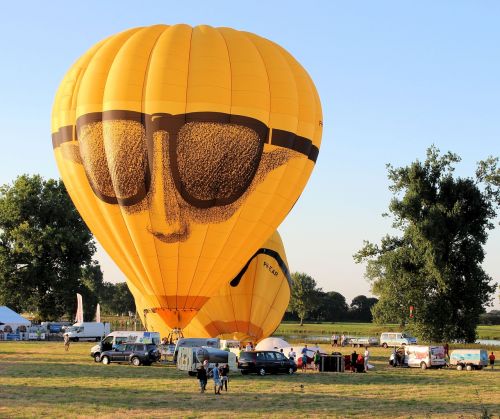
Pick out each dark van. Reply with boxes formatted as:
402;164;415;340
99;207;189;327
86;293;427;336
238;350;297;376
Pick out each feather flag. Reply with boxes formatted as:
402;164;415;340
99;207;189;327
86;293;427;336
75;293;83;323
95;303;101;323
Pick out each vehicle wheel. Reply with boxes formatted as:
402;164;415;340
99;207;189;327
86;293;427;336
420;362;427;370
131;357;141;366
466;365;473;371
73;337;79;342
382;343;388;348
477;366;483;370
101;356;110;365
258;368;266;376
457;364;463;371
288;367;294;375
94;353;101;363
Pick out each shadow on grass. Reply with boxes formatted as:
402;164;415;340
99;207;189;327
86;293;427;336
0;381;496;417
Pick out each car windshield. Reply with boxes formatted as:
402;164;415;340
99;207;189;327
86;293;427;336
66;326;82;333
239;352;254;361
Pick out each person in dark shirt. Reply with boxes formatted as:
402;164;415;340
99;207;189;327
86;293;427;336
196;364;207;393
219;364;229;391
351;351;357;372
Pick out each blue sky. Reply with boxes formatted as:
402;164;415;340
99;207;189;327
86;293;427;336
0;1;498;309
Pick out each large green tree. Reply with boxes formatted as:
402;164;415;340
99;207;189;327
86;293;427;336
100;282;135;316
0;175;99;320
310;291;350;322
289;272;319;326
348;295;378;322
354;147;499;343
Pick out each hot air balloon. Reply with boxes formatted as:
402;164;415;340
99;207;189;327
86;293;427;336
131;231;290;343
52;24;322;331
184;231;291;343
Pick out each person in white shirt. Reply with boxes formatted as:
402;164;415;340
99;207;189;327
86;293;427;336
245;342;253;351
288;348;296;361
364;347;370;371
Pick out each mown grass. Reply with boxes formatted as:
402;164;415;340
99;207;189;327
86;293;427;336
0;341;499;418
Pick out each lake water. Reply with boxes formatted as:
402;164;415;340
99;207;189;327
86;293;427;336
278;335;500;346
475;339;500;346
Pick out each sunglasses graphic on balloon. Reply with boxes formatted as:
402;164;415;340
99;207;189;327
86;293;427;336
53;110;319;242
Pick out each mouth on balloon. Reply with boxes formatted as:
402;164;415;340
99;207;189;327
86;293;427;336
149;225;190;243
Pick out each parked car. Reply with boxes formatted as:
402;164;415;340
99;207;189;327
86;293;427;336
90;331;161;362
238;350;297;376
380;332;417;348
449;349;489;371
100;343;161;366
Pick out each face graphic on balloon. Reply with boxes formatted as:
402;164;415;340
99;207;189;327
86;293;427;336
56;110;317;242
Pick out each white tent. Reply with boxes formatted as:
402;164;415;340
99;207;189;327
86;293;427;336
256;337;290;351
0;306;31;332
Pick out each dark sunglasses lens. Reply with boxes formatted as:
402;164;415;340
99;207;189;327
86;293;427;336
174;122;263;207
78;120;148;205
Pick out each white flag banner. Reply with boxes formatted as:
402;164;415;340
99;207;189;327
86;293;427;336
75;293;84;323
95;303;101;323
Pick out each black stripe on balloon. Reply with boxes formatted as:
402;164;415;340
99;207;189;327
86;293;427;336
229;248;292;288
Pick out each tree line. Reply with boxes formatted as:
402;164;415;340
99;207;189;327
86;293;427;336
0;175;134;321
287;272;378;324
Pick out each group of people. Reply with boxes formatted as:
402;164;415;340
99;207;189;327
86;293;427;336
196;360;229;394
347;348;370;372
331;334;346;347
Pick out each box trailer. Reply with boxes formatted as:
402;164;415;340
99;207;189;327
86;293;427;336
449;349;488;371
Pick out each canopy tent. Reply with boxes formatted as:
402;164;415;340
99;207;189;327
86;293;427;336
0;306;31;332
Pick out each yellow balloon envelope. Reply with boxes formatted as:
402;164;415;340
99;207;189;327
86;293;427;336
131;231;290;343
52;24;322;329
184;231;291;343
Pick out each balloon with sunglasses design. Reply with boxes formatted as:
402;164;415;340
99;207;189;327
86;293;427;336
52;24;322;330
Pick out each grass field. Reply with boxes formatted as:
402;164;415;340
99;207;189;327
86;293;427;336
0;340;499;418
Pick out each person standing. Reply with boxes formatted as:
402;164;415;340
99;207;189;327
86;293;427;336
364;347;370;372
63;333;70;352
212;363;222;394
314;350;321;372
489;352;495;370
340;334;345;347
288;348;296;361
220;364;229;392
351;350;357;372
196;364;207;393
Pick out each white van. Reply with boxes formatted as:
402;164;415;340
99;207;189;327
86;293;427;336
65;322;110;342
177;346;237;376
90;331;161;362
404;345;446;370
380;332;417;348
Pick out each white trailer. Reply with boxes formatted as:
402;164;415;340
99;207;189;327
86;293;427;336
177;346;237;376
